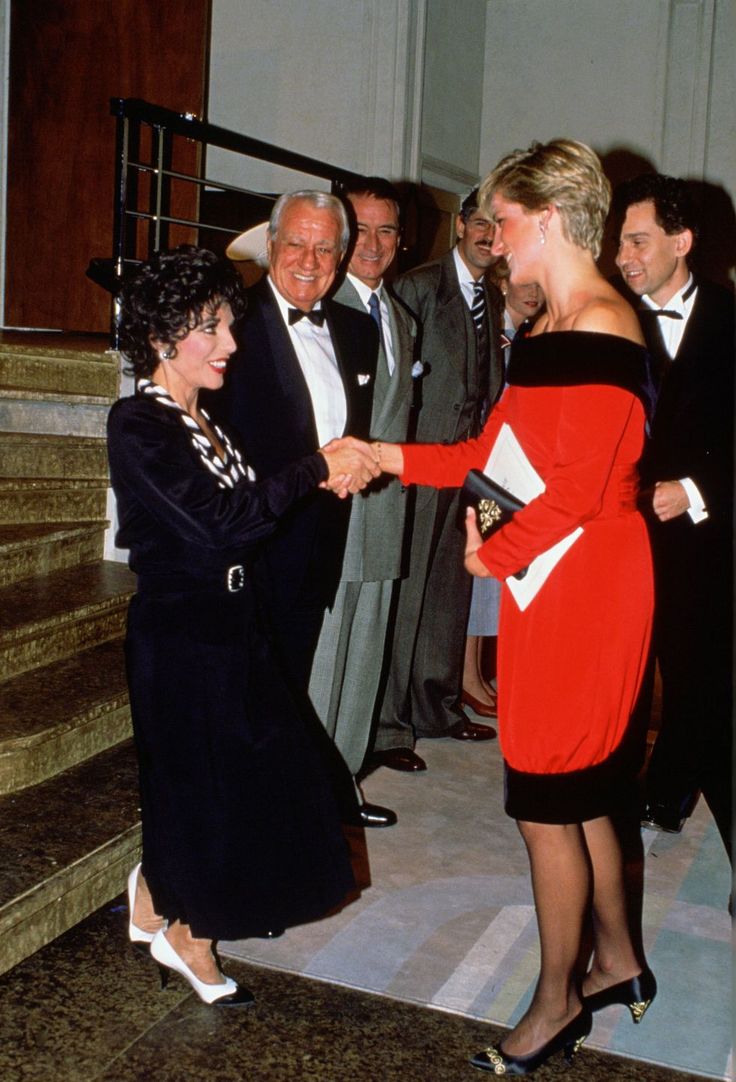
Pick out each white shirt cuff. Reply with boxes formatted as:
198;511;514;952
680;477;708;524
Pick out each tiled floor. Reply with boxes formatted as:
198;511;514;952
0;900;714;1082
222;734;732;1080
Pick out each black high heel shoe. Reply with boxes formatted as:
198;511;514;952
583;967;656;1023
470;1007;592;1076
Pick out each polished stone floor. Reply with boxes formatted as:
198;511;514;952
0;899;715;1082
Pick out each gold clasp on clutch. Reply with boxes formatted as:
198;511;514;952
478;498;502;534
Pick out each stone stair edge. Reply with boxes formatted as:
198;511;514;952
0;826;141;976
0;561;135;634
0;478;108;492
0;388;115;406
0;522;107;544
0;341;119;364
0;431;107;446
0;638;128;744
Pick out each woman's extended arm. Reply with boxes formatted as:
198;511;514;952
373;441;404;476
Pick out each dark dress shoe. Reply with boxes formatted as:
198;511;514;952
369;748;427;772
461;689;498;719
641;802;687;833
449;718;496;741
358;801;398;827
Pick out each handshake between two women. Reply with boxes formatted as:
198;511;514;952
318;436;384;498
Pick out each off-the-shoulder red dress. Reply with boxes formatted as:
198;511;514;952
401;332;654;822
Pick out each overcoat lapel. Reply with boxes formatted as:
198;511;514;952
435;252;474;382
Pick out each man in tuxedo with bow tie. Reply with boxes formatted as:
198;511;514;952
615;173;733;862
218;191;380;705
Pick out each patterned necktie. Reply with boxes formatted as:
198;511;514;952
288;307;325;326
471;281;486;334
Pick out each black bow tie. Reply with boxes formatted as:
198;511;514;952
641;279;696;320
288;307;325;326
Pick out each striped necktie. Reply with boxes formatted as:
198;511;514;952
471;281;486;334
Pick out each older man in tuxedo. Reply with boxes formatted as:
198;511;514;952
307;178;419;823
218;191;380;697
214;190;394;828
615;173;733;861
373;188;505;761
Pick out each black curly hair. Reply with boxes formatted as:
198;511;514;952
117;245;247;378
613;174;699;243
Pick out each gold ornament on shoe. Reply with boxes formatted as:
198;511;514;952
478;498;502;534
483;1047;506;1075
571;1033;588;1056
630;998;651;1023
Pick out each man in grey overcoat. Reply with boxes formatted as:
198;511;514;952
372;188;504;762
307;177;417;825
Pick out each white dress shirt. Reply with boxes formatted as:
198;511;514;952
453;245;482;310
642;275;706;523
268;277;347;446
346;273;395;376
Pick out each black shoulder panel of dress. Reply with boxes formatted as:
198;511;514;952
507;331;656;423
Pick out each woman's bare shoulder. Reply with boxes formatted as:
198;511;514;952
572;291;644;345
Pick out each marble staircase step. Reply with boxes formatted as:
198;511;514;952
0;523;106;586
0;738;140;977
0;639;130;794
0;431;108;480
0;561;135;682
0;478;108;524
0;334;118;398
0;392;113;438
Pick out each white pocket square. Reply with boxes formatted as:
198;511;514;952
357;373;372;385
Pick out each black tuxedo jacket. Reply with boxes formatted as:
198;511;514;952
637;278;734;601
210;277;379;611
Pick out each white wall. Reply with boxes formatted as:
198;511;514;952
207;0;426;191
480;0;735;278
420;0;487;192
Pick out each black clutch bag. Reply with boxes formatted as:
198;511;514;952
458;469;528;578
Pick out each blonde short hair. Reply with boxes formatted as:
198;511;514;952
478;139;610;259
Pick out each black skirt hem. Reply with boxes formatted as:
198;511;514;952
504;734;639;824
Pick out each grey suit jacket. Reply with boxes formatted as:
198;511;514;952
334;276;416;582
393;248;504;444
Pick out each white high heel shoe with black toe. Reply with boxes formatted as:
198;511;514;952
150;929;255;1007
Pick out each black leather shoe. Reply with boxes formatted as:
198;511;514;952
368;748;427;772
641;802;687;833
449;718;496;741
358;801;397;827
583;966;656;1024
470;1009;592;1075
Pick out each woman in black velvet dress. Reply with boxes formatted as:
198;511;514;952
108;246;378;1005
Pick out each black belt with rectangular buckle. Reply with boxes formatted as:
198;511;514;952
137;563;249;596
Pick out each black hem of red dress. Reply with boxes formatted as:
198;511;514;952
503;731;641;824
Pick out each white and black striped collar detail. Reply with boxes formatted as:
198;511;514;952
136;379;252;488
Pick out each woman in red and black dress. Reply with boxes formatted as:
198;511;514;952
377;140;657;1076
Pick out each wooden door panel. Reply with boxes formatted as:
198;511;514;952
5;0;210;332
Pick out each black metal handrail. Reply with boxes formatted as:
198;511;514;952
101;97;362;346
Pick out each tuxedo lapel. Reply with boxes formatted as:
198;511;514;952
323;297;377;437
254;285;318;443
